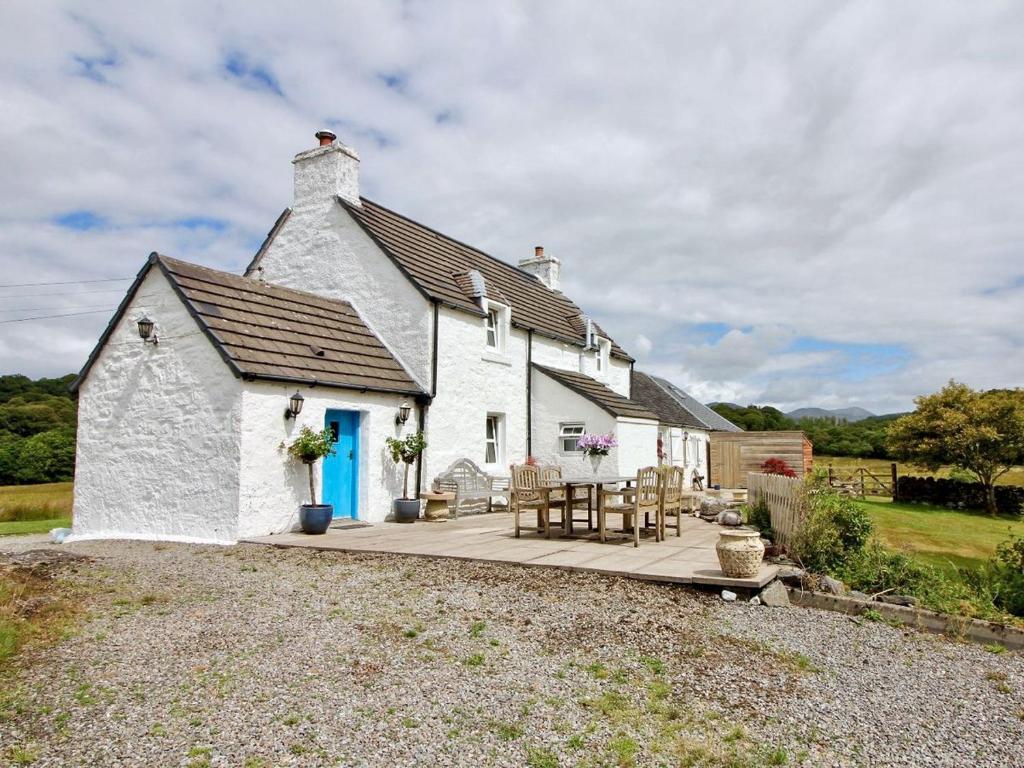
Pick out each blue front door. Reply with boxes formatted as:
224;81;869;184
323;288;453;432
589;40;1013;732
322;410;359;519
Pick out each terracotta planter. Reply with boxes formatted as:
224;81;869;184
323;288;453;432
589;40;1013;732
715;529;765;578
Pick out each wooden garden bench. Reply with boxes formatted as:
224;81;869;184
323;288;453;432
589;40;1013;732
433;458;510;519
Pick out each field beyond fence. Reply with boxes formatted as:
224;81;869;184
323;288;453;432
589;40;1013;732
0;482;73;535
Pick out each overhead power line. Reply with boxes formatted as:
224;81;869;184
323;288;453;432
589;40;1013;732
0;304;115;313
0;309;113;324
0;287;131;299
0;277;132;288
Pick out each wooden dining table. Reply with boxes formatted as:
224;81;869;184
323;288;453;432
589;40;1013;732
539;475;636;537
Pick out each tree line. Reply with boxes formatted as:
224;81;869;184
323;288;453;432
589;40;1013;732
709;402;901;458
0;374;77;485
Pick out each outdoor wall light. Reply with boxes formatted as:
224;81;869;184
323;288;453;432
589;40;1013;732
284;391;304;420
137;315;158;345
396;401;411;426
683;431;689;442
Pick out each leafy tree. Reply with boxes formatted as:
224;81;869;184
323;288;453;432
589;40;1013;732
887;381;1024;515
709;403;795;431
386;432;427;500
12;429;76;483
286;426;335;506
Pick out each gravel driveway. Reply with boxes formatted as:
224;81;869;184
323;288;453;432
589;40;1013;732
1;540;1021;767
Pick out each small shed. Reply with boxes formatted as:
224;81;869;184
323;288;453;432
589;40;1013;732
710;431;813;488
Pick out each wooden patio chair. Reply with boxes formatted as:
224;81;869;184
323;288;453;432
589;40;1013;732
512;464;565;539
598;466;662;547
659;465;686;538
540;465;593;530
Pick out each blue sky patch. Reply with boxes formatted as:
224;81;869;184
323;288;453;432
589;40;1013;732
73;51;118;82
377;71;408;93
54;210;108;231
785;337;909;381
690;322;732;343
981;275;1024;295
173;216;228;232
223;51;283;96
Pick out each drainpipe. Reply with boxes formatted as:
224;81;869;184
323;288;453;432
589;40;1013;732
415;300;440;496
526;329;533;458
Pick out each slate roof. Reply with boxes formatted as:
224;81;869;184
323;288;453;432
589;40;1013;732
640;373;743;432
72;254;425;397
532;365;658;421
630;371;710;429
340;198;633;360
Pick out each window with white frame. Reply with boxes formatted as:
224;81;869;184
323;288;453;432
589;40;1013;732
692;436;703;466
559;423;585;453
485;413;504;465
483;300;509;354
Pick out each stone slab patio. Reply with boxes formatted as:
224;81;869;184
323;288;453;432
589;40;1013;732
244;511;778;589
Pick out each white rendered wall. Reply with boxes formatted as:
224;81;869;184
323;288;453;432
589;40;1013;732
252;199;432;390
614;417;660;476
532;334;632;398
530;369;616;471
238;384;416;532
71;268;243;544
423;306;528;482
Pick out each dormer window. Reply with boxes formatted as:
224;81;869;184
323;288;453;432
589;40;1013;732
485;308;500;349
596;337;611;373
481;298;510;358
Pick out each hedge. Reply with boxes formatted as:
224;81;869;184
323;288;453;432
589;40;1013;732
896;475;1024;516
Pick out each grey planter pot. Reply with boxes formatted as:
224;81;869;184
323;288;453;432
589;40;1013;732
393;498;420;523
299;504;333;534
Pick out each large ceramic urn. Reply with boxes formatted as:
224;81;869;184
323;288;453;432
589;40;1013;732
715;529;765;578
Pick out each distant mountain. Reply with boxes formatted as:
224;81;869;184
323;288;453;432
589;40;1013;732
787;406;876;423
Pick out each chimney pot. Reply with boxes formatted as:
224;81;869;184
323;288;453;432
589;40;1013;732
535;246;544;258
315;130;337;147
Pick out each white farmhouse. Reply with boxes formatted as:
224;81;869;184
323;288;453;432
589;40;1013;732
70;131;730;544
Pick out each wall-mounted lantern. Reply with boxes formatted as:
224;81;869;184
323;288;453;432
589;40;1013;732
137;315;158;345
395;401;411;426
284;391;304;420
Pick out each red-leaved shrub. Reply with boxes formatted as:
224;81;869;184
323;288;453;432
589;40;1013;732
761;457;797;477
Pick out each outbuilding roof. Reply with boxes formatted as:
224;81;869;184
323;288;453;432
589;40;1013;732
72;254;426;397
635;372;743;432
630;371;711;430
339;198;633;360
532;364;658;421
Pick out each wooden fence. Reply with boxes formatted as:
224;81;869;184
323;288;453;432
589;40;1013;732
747;472;803;547
825;463;897;498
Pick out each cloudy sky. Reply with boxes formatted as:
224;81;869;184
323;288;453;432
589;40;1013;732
2;2;1022;413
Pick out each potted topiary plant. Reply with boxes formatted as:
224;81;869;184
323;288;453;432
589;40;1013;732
386;432;427;523
287;426;336;534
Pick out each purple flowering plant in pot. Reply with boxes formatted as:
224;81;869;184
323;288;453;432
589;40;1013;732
577;432;618;474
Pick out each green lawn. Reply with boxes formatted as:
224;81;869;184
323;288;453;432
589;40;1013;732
857;498;1024;575
0;517;71;537
0;482;73;536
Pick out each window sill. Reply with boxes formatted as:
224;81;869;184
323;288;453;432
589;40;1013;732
482;350;512;366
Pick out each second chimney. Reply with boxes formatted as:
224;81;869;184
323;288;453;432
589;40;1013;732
518;245;561;291
292;130;360;209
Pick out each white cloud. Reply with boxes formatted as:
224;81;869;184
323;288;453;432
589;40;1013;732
1;2;1022;413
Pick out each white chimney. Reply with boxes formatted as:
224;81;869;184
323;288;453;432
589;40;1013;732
518;245;561;291
292;130;360;209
